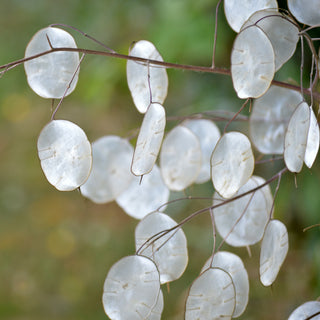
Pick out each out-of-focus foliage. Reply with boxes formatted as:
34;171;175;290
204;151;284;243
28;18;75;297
0;1;319;320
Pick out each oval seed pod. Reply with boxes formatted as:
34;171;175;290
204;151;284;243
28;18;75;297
135;211;188;284
250;86;303;154
24;27;80;99
260;220;289;286
213;176;271;247
304;107;320;169
131;103;166;176
284;102;310;173
211;131;254;199
201;251;249;318
185;268;236;320
182;118;221;184
102;255;160;320
241;9;299;71
160;125;202;191
224;0;278;32
37;120;92;191
288;301;320;320
80;136;134;204
231;25;275;99
288;0;320;26
116;165;170;220
127;40;168;113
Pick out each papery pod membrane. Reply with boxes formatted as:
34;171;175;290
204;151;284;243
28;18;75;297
182;118;221;184
116;165;169;220
37;120;92;191
231;25;275;99
260;220;288;286
135;211;188;284
127;40;168;113
287;0;320;26
24;27;80;99
80;136;134;204
213;176;270;247
148;289;164;320
288;301;320;320
250;86;303;154
131;103;166;176
304;107;320;168
160;125;202;191
102;255;160;320
224;0;278;32
211;131;254;199
185;268;236;320
241;9;299;71
284;102;310;173
201;251;249;318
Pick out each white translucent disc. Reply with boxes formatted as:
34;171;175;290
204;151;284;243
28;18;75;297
37;120;92;191
213;176;271;247
116;165;170;220
24;27;80;99
160;125;201;191
250;86;303;154
288;0;320;26
182;119;221;184
211;131;254;199
288;301;320;320
304;107;320;168
131;103;166;176
127;40;168;113
102;255;160;320
242;9;299;71
201;251;249;317
135;211;188;284
224;0;278;32
260;220;288;286
231;25;275;99
284;102;310;173
185;268;236;320
80;136;133;204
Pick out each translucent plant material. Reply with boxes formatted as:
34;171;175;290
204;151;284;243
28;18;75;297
288;301;320;320
211;131;254;199
304;107;320;168
182;118;221;184
284;102;310;173
241;9;299;71
80;136;134;204
116;165;170;220
24;27;80;99
213;176;271;247
260;220;288;286
127;40;168;113
135;211;188;284
224;0;278;32
288;0;320;26
185;268;236;320
231;25;275;99
131;103;166;176
160;125;201;191
250;86;303;154
148;289;164;320
201;251;249;317
37;120;92;191
102;255;160;320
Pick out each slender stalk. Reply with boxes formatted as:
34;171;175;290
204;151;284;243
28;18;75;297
1;46;319;101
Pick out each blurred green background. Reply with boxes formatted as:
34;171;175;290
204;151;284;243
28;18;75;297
0;0;320;319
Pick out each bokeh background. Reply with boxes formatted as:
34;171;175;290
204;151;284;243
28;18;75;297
0;0;320;319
